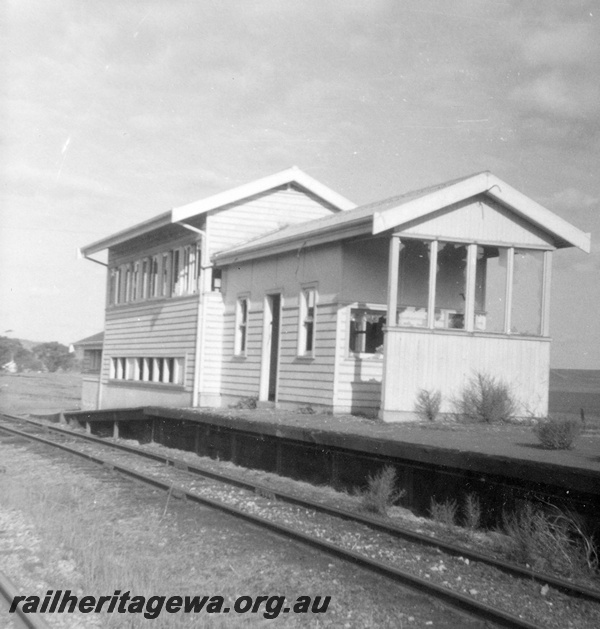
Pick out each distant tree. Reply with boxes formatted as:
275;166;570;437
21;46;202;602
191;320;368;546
0;337;44;372
32;342;76;372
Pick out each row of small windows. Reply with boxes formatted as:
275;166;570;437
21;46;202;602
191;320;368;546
109;244;201;305
110;357;184;385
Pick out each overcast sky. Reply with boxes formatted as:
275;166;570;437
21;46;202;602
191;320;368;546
1;0;599;368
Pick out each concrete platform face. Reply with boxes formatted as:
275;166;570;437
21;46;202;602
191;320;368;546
141;406;600;495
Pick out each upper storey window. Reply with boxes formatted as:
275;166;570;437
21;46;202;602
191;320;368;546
108;243;201;305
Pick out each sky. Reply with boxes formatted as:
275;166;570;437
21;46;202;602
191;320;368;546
1;0;599;368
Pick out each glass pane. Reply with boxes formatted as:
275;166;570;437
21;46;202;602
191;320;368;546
512;249;544;335
434;242;467;330
473;246;507;333
398;240;430;327
349;309;386;353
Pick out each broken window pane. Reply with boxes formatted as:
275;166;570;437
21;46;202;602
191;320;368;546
473;246;507;333
434;242;467;329
397;240;430;327
349;309;386;353
512;249;544;335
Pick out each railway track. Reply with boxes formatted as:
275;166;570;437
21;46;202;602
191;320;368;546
0;569;50;629
1;412;598;629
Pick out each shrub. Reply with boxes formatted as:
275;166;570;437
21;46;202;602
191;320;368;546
453;372;518;423
230;396;258;410
534;416;581;450
430;498;458;526
358;466;405;516
415;389;442;422
463;493;482;530
500;503;598;580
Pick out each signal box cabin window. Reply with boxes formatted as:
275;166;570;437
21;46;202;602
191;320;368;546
349;309;386;354
298;287;317;356
393;238;548;336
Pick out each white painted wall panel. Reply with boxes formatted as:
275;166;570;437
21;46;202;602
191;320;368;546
382;328;550;421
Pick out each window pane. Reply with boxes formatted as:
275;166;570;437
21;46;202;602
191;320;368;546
473;246;507;333
349;309;385;354
434;242;467;330
398;240;430;327
512;249;544;335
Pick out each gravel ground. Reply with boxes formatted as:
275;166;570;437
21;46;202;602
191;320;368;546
0;438;483;628
2;424;599;628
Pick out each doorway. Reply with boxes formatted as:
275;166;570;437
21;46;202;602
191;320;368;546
260;293;281;402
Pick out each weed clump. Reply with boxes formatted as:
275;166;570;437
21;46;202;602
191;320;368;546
358;466;405;516
415;389;442;422
533;416;581;450
430;497;458;526
499;503;599;580
463;493;482;530
453;372;518;423
230;396;258;410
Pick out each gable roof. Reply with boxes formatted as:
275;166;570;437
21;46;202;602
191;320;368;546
80;167;355;256
215;171;591;265
73;331;104;347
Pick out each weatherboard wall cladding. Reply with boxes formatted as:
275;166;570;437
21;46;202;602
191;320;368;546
382;328;550;420
101;298;199;399
399;196;555;249
206;187;339;255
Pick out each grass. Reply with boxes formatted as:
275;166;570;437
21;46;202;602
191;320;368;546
357;466;405;516
429;498;458;526
463;493;481;531
498;502;599;582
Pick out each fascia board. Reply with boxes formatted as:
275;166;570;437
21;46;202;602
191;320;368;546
80;211;172;255
372;172;591;253
171;166;355;223
372;173;490;235
214;219;371;266
485;176;591;253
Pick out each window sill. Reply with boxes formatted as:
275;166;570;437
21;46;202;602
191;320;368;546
107;293;198;309
232;354;248;361
346;353;384;361
385;326;550;342
294;355;315;362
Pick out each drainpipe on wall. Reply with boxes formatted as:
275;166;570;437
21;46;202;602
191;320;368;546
177;223;209;407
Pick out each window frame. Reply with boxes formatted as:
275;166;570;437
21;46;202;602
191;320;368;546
348;305;387;356
234;295;250;357
393;237;551;337
297;285;318;357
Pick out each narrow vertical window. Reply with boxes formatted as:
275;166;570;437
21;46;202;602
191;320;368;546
141;259;149;299
109;268;120;305
149;255;159;297
235;297;249;355
171;249;181;296
160;253;168;296
124;265;132;303
132;262;139;301
299;287;317;355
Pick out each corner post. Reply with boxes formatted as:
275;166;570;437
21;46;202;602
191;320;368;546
380;234;401;419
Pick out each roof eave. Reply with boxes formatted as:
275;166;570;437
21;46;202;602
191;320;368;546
214;216;372;265
80;211;173;256
171;166;356;224
373;172;591;253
